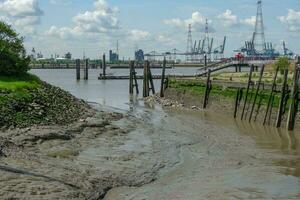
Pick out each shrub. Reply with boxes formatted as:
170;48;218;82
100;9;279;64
275;57;290;75
0;21;30;75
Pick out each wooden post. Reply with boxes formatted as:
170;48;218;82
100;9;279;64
102;54;106;79
276;69;289;128
203;69;211;109
287;64;300;130
234;88;243;118
249;65;265;122
204;54;207;70
241;65;254;120
263;65;280;125
84;59;89;80
148;63;155;95
160;57;167;97
76;59;81;80
143;61;150;97
129;61;134;94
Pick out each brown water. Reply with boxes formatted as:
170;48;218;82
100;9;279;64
31;69;300;199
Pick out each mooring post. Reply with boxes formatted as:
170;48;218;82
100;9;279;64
234;88;243;118
129;61;134;95
241;65;254;120
249;65;265;122
143;61;150;97
204;54;207;70
160;57;167;97
287;63;300;130
76;59;81;80
203;69;211;109
276;68;289;128
263;65;280;125
148;61;155;94
102;54;106;79
83;59;89;80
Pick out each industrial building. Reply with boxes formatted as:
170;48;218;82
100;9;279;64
109;50;119;62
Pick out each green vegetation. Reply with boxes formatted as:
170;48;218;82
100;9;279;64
275;57;290;75
0;21;30;75
0;73;41;90
169;79;282;108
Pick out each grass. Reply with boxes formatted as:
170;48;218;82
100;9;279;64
169;79;283;108
0;73;42;91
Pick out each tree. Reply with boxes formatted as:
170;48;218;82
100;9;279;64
275;57;290;75
0;21;30;75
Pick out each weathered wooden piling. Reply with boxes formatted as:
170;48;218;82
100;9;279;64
234;88;243;118
83;59;89;80
241;65;254;120
276;68;289;128
204;54;207;70
287;63;300;130
76;59;81;80
203;69;212;109
129;61;134;94
129;61;139;94
148;64;155;95
102;54;106;79
143;61;150;97
160;57;167;97
249;65;265;122
263;65;280;125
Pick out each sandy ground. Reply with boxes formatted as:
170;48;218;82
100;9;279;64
0;103;299;200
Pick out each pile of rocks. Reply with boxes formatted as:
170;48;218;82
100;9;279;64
144;94;200;110
0;82;93;129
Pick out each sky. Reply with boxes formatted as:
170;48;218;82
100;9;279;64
0;0;299;59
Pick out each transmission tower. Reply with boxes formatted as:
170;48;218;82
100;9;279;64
252;0;266;53
186;24;193;62
202;19;211;54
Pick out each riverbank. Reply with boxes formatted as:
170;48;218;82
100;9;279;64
146;78;299;130
0;74;91;129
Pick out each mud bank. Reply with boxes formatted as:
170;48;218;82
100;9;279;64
146;86;300;130
1;102;300;199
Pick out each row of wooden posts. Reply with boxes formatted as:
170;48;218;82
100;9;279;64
76;54;107;80
129;58;169;98
234;61;299;131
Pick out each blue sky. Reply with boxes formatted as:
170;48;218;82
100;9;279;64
0;0;299;59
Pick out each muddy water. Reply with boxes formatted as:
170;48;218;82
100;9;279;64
104;109;300;199
31;69;300;199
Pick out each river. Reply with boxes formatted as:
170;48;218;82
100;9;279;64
31;68;300;199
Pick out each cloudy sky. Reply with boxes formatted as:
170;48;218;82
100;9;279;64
0;0;299;59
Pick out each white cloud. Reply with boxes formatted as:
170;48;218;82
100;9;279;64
164;11;212;32
50;0;71;5
46;0;120;39
130;29;150;41
217;10;239;28
0;0;43;33
241;16;256;27
278;9;300;32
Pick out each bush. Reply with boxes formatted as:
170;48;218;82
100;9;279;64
0;21;30;75
275;57;290;75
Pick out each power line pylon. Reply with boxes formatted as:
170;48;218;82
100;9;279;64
252;0;266;54
202;19;211;61
186;24;193;62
